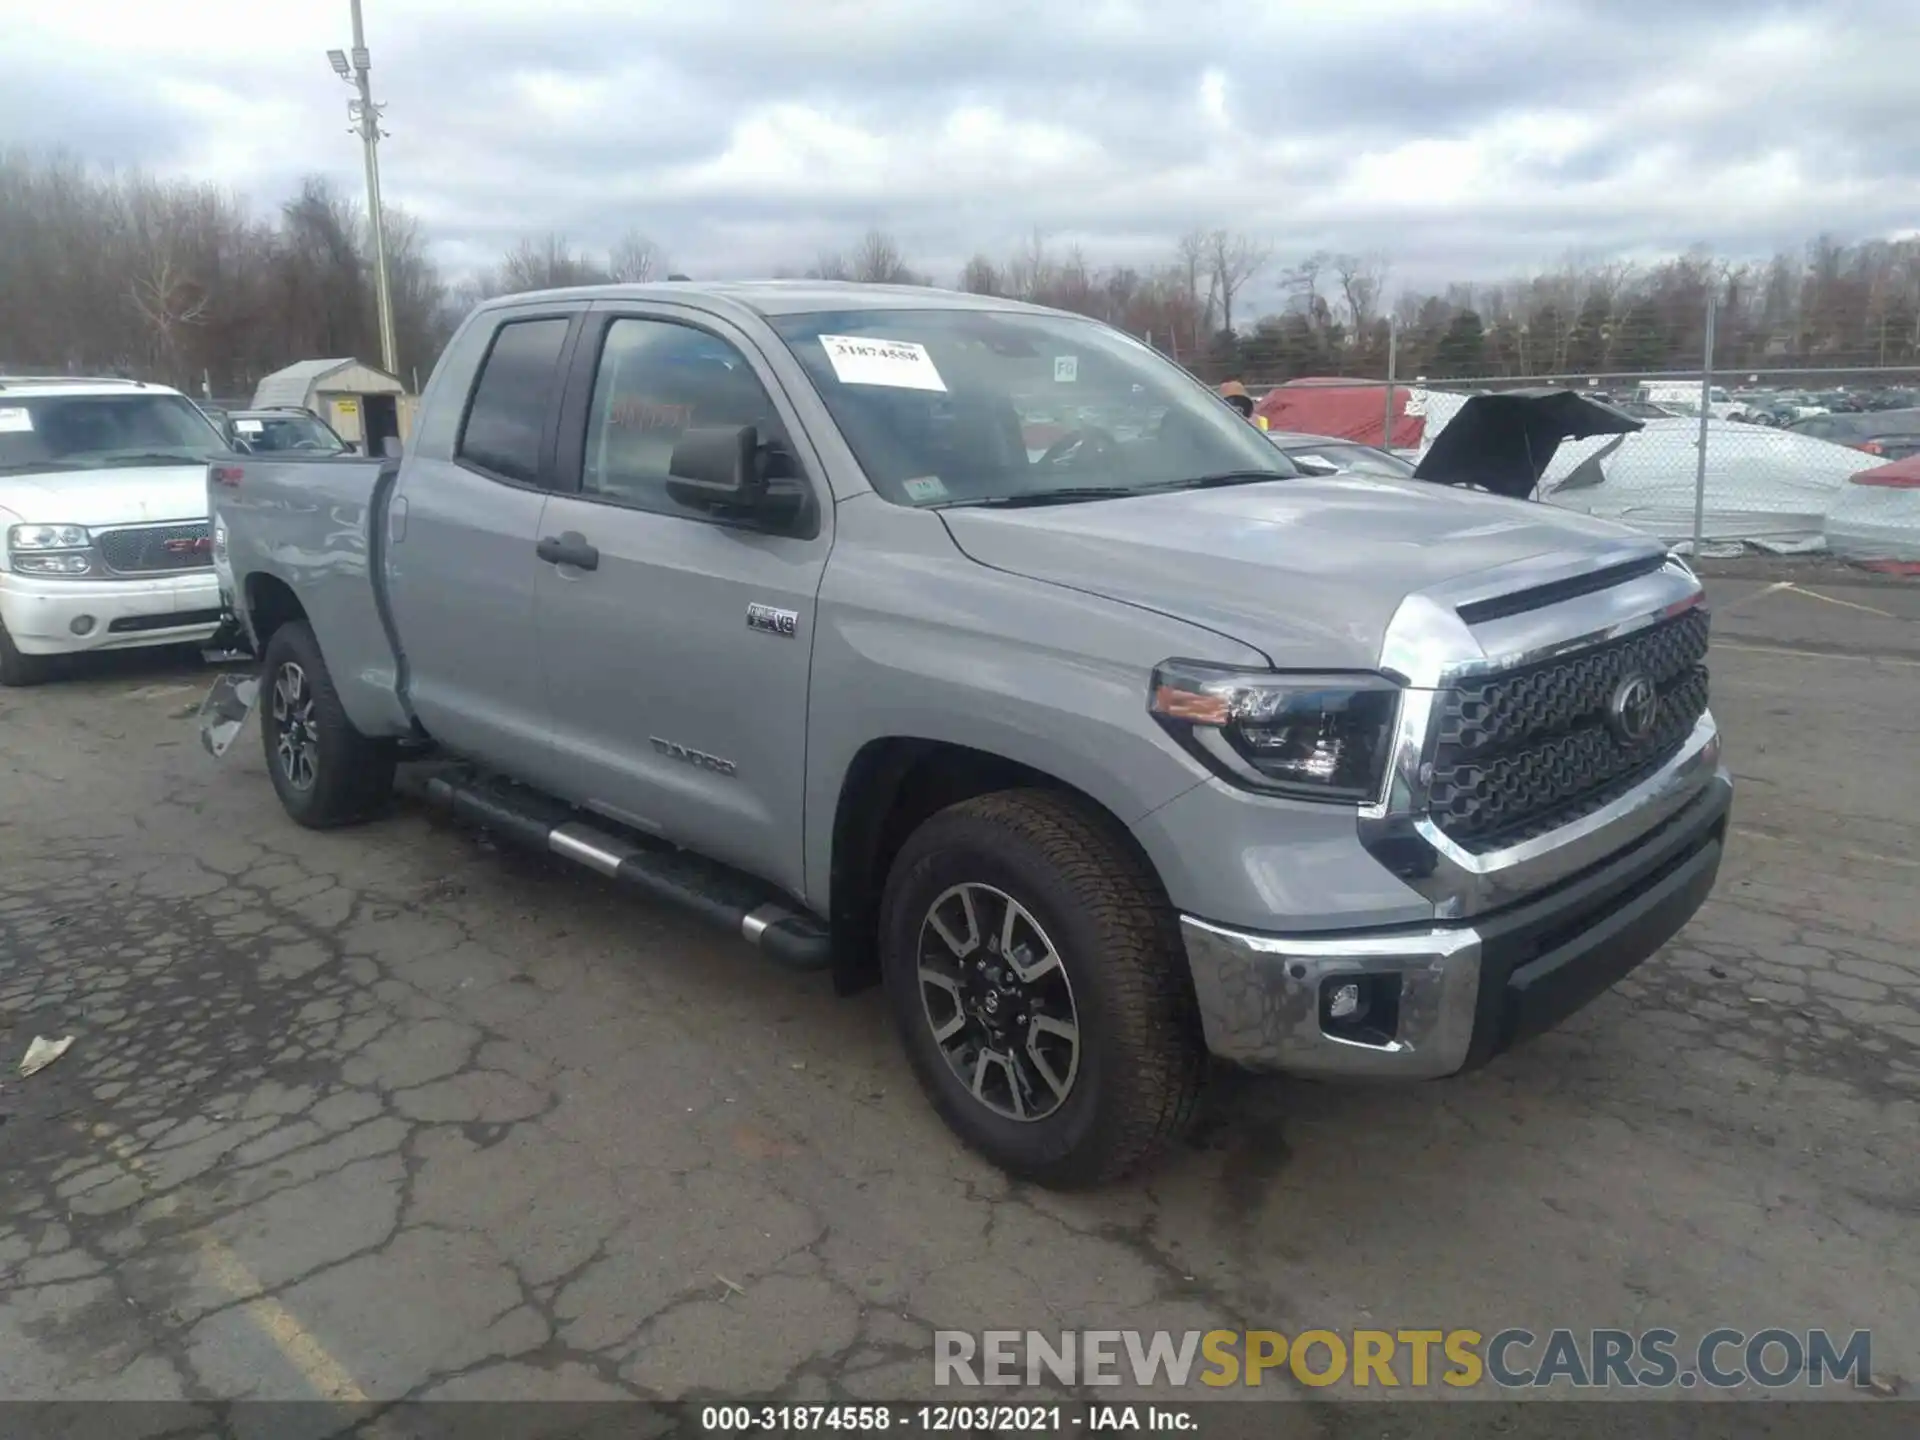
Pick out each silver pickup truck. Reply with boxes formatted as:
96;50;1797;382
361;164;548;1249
205;281;1732;1186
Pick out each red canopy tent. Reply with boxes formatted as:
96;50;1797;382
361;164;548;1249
1253;378;1426;449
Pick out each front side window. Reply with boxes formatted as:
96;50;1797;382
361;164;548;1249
769;309;1290;507
580;318;794;518
0;393;229;475
458;316;571;484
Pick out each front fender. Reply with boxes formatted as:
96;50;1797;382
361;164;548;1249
801;502;1262;912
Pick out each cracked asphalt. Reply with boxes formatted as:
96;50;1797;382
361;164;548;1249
0;570;1914;1416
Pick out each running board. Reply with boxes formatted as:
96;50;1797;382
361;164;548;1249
422;774;832;971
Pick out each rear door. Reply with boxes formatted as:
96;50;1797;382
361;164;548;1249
531;304;832;895
385;305;583;789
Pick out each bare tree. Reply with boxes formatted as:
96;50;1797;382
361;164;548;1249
806;250;851;281
1206;230;1271;335
606;231;668;283
1005;228;1053;302
959;254;1002;295
849;228;916;284
1332;252;1390;336
495;234;605;293
1173;229;1217;350
1280;250;1330;331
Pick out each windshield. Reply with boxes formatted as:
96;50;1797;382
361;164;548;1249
1271;438;1414;478
234;413;350;454
0;392;230;474
769;309;1291;506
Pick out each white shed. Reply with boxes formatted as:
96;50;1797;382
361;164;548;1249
251;358;415;454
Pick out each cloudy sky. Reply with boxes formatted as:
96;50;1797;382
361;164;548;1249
5;0;1914;307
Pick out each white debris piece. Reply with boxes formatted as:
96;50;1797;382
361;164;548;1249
19;1035;75;1077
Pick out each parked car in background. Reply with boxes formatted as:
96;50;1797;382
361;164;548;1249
1737;392;1829;426
1634;381;1738;420
227;408;355;455
1613;399;1683;421
0;376;229;685
1784;408;1920;463
1262;431;1416;478
204;281;1731;1185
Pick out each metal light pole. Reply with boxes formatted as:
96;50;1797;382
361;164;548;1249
1381;316;1398;447
328;0;397;376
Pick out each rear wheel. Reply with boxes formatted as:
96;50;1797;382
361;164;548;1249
259;620;396;827
0;621;51;688
879;789;1206;1188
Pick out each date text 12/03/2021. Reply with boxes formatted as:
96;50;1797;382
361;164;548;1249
699;1405;1196;1432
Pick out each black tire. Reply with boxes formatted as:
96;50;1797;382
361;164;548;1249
0;620;51;688
259;620;397;828
879;789;1206;1188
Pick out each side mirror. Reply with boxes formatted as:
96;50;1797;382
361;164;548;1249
666;425;810;530
667;425;764;508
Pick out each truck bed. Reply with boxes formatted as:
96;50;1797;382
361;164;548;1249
212;454;414;738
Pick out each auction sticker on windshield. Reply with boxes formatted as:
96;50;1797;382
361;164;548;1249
819;335;947;392
0;407;33;433
1054;356;1078;383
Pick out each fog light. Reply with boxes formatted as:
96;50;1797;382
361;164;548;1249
69;615;97;636
1328;981;1363;1020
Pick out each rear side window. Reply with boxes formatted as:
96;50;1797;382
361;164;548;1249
458;317;570;484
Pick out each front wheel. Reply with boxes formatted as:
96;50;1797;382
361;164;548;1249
879;790;1206;1188
259;620;397;828
0;620;51;688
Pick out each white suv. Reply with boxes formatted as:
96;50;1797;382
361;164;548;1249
0;377;230;686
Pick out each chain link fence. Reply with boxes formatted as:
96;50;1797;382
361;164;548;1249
1237;298;1920;571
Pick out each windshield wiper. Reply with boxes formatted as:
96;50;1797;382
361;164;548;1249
936;486;1139;510
0;461;85;475
100;451;208;467
1142;470;1291;493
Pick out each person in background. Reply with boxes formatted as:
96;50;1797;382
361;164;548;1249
1218;380;1268;429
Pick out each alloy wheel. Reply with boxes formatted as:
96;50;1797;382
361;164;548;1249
916;882;1082;1122
270;661;318;792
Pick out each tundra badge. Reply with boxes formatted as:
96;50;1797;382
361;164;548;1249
649;737;738;776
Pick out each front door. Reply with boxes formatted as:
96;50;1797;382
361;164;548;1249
386;309;578;791
533;307;831;895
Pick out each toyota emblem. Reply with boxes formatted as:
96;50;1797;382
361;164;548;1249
1607;673;1659;744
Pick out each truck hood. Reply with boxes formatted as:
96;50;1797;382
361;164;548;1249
939;475;1646;670
0;465;211;528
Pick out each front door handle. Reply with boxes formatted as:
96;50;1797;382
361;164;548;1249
536;532;599;571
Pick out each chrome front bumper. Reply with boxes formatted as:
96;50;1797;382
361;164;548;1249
1183;755;1734;1079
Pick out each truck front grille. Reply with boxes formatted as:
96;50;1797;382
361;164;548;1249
1427;608;1711;852
97;522;214;575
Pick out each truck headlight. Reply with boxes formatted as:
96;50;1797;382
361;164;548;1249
1150;662;1400;803
7;523;100;578
10;523;92;551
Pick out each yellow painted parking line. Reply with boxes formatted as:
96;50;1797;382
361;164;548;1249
82;1121;371;1403
1733;827;1920;871
197;1247;371;1402
1778;582;1899;619
1715;640;1920;668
